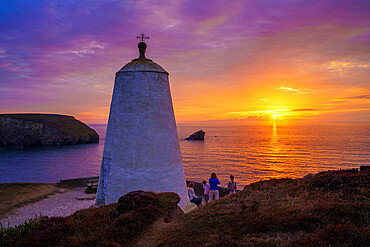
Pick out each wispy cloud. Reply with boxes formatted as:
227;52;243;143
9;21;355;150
227;109;291;116
341;94;370;100
56;41;106;56
279;86;312;94
291;108;317;111
327;61;369;73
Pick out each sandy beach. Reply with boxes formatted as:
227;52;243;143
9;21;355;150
0;186;96;228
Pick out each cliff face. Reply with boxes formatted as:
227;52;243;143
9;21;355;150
0;114;99;147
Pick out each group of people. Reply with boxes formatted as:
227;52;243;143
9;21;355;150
187;173;237;206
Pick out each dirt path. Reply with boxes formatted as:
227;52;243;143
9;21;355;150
134;203;199;247
134;217;175;247
1;187;96;228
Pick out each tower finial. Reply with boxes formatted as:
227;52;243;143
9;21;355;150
136;33;150;59
136;32;150;42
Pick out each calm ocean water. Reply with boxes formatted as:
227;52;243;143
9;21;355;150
0;123;369;188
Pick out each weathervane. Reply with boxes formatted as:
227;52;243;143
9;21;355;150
137;32;149;42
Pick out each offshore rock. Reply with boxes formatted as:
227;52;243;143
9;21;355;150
0;114;99;147
185;130;205;141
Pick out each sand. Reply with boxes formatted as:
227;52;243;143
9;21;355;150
1;187;96;228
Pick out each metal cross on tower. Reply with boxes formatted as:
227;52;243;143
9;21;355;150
137;32;149;42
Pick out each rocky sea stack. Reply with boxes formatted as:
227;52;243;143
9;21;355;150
0;114;99;147
185;129;205;141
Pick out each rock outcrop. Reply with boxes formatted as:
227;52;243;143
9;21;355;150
185;130;205;141
0;114;99;147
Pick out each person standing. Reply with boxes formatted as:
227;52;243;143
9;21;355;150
202;180;210;203
208;173;220;202
227;175;237;194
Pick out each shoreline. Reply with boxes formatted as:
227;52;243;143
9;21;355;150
2;124;368;189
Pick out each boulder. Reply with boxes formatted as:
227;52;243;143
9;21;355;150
0;113;99;147
360;166;369;172
111;191;184;224
185;130;205;141
115;191;160;215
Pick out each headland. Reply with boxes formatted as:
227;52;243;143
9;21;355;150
0;113;99;147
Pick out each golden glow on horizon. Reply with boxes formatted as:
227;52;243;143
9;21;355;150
72;47;369;125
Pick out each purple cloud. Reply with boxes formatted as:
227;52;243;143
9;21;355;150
0;0;369;122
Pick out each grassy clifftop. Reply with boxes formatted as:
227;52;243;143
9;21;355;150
0;113;99;147
1;114;93;138
1;167;369;246
158;168;369;246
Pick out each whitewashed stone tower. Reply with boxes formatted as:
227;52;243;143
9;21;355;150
96;34;190;208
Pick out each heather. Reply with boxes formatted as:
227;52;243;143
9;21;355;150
1;191;182;247
1;168;369;246
155;168;369;246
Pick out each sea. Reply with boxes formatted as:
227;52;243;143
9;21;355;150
0;123;369;188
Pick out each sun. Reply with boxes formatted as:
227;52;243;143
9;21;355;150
271;113;285;121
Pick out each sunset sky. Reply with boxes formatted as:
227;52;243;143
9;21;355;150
0;0;369;124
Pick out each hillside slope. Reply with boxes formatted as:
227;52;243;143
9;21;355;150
153;167;370;246
1;167;368;246
0;114;99;147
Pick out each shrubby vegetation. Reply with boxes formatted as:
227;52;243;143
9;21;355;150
1;168;369;246
1;191;181;246
155;168;369;246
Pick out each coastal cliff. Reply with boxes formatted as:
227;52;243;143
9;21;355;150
0;114;99;147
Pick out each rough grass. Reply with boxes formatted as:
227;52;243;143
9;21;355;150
154;168;370;247
1;168;368;246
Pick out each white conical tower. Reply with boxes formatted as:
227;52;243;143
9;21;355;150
96;35;190;209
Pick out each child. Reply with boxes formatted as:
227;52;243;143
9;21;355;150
202;180;210;203
227;175;237;194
